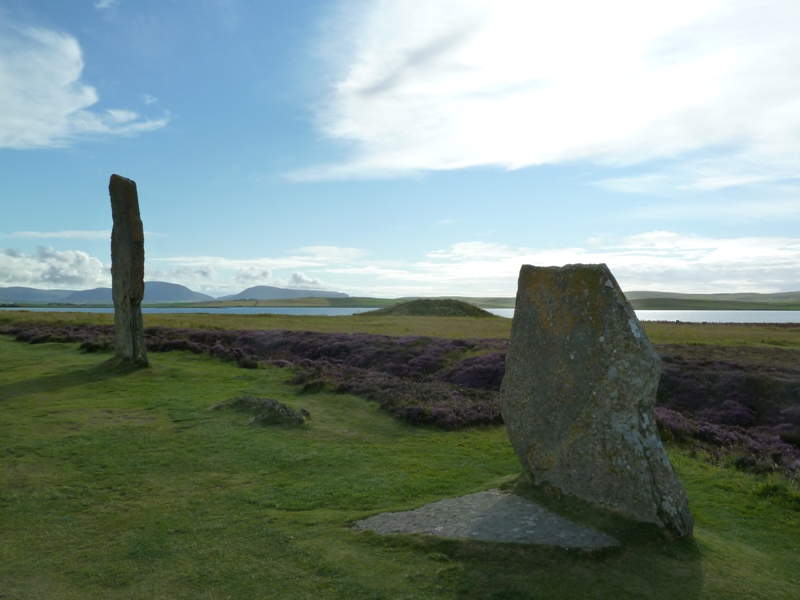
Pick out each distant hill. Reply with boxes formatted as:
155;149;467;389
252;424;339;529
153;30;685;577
359;298;495;318
217;285;349;301
142;282;215;303
1;282;213;305
0;287;73;303
61;287;113;304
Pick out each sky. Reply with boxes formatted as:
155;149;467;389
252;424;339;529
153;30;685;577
1;0;799;298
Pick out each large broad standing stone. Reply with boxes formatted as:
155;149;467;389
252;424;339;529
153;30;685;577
500;264;693;537
109;174;148;366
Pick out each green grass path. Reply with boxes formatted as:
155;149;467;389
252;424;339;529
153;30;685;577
2;338;799;598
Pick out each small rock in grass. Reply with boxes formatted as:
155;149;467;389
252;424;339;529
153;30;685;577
211;396;307;426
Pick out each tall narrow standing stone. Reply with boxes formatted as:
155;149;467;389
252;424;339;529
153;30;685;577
500;264;693;537
109;174;148;366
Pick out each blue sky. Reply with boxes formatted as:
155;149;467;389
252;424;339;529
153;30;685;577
1;0;799;297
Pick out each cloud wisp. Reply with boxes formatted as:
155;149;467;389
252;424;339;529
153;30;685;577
0;23;168;149
295;0;800;190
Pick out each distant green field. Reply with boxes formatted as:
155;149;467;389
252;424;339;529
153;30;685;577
2;333;799;598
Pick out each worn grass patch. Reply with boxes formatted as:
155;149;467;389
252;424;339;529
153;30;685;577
2;336;799;598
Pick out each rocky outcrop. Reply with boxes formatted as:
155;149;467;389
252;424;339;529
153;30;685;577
109;174;148;366
500;264;693;537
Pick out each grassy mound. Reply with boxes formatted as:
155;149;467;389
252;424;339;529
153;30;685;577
361;298;495;317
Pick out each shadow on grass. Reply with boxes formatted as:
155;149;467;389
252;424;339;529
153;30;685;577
358;490;704;599
0;354;145;402
353;529;705;598
424;534;702;599
355;476;704;598
505;477;699;547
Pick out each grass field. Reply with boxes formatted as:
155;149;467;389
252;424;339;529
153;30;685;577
2;315;800;598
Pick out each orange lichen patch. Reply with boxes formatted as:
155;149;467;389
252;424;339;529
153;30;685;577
528;445;556;472
521;265;624;339
522;269;576;336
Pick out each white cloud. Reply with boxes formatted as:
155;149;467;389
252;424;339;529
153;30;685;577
144;265;216;290
142;94;158;105
0;23;168;149
286;272;325;289
296;0;800;189
227;269;334;293
0;246;109;288
233;267;272;286
93;0;118;10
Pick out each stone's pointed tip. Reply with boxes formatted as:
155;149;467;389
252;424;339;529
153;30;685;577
109;173;136;187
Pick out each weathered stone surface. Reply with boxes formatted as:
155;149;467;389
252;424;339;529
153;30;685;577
109;174;147;366
354;490;619;549
500;264;693;537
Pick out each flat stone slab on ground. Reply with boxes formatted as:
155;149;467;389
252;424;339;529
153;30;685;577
354;490;619;550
